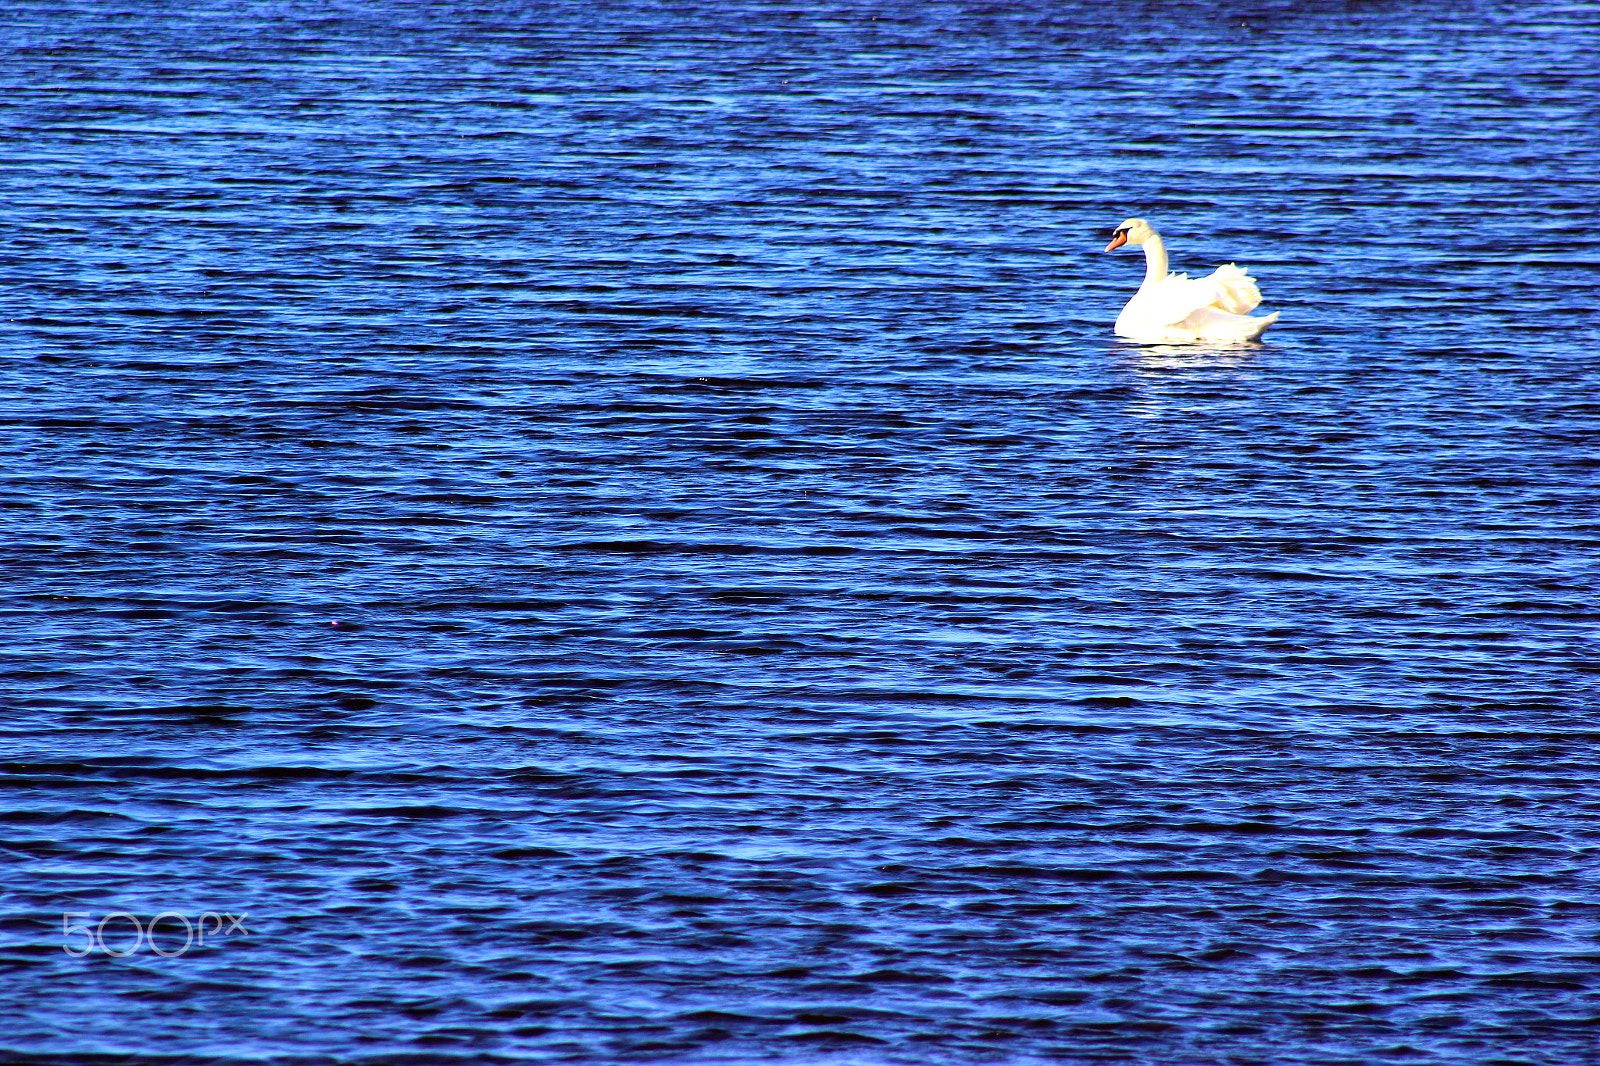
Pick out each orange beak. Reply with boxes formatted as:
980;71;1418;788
1104;232;1128;252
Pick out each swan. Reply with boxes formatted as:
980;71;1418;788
1103;218;1279;343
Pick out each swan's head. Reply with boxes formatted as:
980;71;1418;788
1104;218;1156;252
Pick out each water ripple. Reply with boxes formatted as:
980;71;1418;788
1;1;1597;1063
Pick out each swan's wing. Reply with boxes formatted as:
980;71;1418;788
1204;264;1262;315
1180;306;1277;341
1135;267;1262;327
1134;273;1230;328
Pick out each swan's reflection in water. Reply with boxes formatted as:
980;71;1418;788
1116;341;1264;371
1111;341;1266;419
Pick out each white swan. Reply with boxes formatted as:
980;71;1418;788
1104;218;1279;343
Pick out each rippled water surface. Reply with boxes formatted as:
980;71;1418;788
3;1;1598;1062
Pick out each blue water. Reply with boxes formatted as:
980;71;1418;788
3;1;1598;1063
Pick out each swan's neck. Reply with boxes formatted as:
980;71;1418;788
1138;233;1169;290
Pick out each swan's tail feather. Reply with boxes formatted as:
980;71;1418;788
1238;311;1278;341
1206;263;1262;315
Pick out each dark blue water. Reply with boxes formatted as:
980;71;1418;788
3;1;1598;1062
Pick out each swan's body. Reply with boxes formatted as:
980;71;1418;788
1104;218;1278;343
